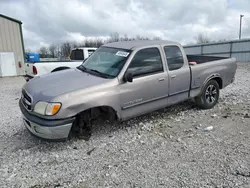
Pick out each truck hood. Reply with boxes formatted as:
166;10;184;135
23;68;112;103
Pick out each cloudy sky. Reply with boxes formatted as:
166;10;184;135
1;0;250;51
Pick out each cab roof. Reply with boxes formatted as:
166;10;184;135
102;40;181;50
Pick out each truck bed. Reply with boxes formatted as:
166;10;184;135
187;55;228;64
189;57;237;98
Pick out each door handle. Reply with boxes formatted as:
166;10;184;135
158;78;165;82
171;75;176;79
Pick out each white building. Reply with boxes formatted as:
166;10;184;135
0;14;25;77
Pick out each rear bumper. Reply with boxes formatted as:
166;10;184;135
23;74;33;82
19;99;75;140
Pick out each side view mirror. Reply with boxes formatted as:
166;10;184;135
123;71;133;83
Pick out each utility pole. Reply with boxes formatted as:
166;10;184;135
239;14;244;39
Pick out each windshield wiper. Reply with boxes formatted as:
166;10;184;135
78;65;113;78
77;65;88;72
88;69;114;78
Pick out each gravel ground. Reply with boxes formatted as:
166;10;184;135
0;63;250;188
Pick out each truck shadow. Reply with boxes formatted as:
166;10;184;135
7;99;203;153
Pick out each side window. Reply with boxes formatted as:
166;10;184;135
164;46;184;71
127;47;163;77
70;49;84;60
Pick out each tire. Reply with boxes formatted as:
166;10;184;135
195;79;220;109
68;113;92;141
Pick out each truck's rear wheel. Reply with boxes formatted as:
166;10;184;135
195;79;220;109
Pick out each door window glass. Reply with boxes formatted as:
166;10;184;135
164;46;184;71
127;47;163;77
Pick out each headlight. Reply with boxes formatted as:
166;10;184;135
34;101;48;115
34;101;61;116
45;103;61;116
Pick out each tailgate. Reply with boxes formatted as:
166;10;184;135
24;63;35;77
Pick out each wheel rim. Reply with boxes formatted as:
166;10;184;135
205;85;217;104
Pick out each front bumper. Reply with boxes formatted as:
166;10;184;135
19;99;75;140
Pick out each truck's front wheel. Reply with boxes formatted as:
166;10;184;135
68;112;92;141
195;79;220;109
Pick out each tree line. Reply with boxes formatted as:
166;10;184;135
26;32;228;58
31;32;162;58
193;33;228;45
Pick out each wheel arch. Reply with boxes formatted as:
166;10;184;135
213;77;223;89
51;66;71;72
199;74;222;95
74;105;120;122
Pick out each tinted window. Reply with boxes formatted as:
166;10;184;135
127;48;163;77
164;46;184;71
70;49;84;60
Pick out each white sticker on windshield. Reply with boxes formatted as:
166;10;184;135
116;51;130;57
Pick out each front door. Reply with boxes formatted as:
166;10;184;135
0;52;17;77
163;45;190;105
119;47;168;120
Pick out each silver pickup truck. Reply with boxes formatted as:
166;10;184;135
19;40;237;140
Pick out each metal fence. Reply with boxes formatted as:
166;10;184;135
183;38;250;62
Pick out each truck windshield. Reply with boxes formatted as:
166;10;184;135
78;47;131;78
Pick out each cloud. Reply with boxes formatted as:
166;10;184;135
0;0;249;51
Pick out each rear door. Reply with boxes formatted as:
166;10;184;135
119;47;169;120
162;45;190;105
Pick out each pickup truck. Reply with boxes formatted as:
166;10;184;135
19;40;237;141
24;47;97;81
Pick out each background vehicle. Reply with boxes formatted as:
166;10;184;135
24;47;97;81
25;52;40;63
19;40;237;140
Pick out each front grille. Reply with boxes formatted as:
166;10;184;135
24;119;31;127
22;89;32;103
21;89;32;111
